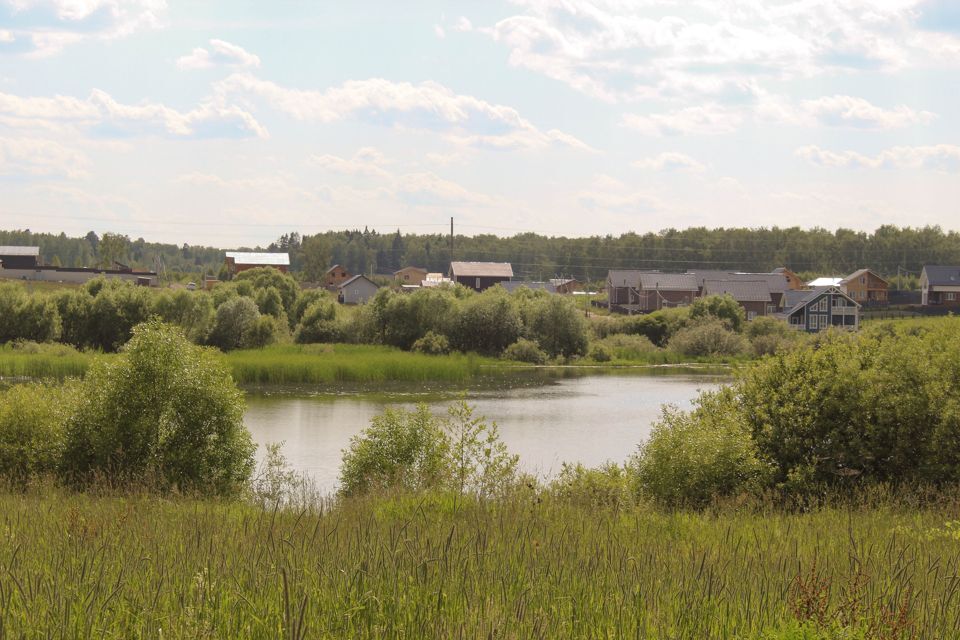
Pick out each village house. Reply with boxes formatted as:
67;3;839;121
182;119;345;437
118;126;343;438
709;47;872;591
549;278;583;294
394;266;428;285
780;286;860;332
701;280;775;320
449;261;513;291
920;266;960;307
421;273;452;288
772;267;806;290
224;252;290;275
0;246;41;269
338;275;379;305
840;269;889;305
688;270;790;311
1;263;157;286
323;264;352;290
606;270;698;312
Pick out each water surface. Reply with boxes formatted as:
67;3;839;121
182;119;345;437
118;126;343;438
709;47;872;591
244;370;725;494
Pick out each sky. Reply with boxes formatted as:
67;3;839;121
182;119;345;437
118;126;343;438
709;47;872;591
1;0;959;248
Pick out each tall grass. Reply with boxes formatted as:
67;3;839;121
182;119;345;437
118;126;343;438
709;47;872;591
1;488;959;638
224;344;489;384
0;342;94;379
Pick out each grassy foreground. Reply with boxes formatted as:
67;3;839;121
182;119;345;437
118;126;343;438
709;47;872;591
1;489;959;638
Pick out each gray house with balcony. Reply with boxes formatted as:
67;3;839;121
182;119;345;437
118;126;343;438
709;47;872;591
780;286;860;333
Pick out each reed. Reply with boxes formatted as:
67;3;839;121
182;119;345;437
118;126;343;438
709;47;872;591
224;344;491;384
0;488;957;638
0;342;94;379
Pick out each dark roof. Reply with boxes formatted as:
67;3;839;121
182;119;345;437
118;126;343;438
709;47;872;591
702;279;772;302
338;274;378;290
501;281;557;293
0;246;40;256
638;272;698;291
607;270;649;286
922;265;960;286
325;264;347;274
841;268;888;286
689;270;791;293
450;261;513;278
785;286;860;314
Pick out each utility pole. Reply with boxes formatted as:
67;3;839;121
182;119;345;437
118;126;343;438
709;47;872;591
449;217;454;262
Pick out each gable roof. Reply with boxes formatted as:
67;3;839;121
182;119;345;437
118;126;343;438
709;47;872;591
841;268;888;286
338;274;378;289
607;270;649;286
225;251;290;266
394;266;427;275
325;264;347;274
638;272;698;291
702;279;772;302
689;270;790;293
549;278;579;287
0;246;40;256
450;261;513;278
922;265;960;286
785;286;860;314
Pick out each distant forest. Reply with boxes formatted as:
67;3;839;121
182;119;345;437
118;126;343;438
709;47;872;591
3;225;960;287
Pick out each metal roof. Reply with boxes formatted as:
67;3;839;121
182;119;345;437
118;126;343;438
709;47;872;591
338;274;378;289
225;251;290;266
689;270;791;293
807;276;843;287
638;272;699;291
702;279;772;302
922;265;960;286
607;270;648;287
0;246;40;256
450;261;513;278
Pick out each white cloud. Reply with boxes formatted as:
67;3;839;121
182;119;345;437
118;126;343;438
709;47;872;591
797;144;960;170
0;88;266;139
177;39;261;70
577;174;664;214
433;24;445;39
622;105;742;136
758;93;936;129
0;0;167;56
215;73;590;151
0;136;87;177
310;147;392;178
467;0;959;103
633;152;706;172
396;171;493;207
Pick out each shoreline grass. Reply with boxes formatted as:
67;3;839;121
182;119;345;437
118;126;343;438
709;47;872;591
1;488;958;637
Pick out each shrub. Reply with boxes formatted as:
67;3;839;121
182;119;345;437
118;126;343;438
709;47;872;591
452;287;521;355
61;320;255;494
445;400;518;498
550;462;632;508
207;296;261;351
632;390;771;507
339;405;450;496
667;319;749;357
151;289;214;343
588;343;612;362
411;330;450;355
690;294;745;332
0;382;77;480
245;314;283;349
0;283;62;344
294;297;342;344
503;338;547;364
234;267;300;318
745;316;799;357
524;295;589;358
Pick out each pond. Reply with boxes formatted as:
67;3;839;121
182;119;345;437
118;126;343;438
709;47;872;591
244;369;727;494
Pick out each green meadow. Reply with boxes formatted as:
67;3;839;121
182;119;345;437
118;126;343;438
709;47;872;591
0;488;957;638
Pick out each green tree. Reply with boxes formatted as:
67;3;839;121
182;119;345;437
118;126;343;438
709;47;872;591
207;296;261;351
97;232;129;268
690;294;746;332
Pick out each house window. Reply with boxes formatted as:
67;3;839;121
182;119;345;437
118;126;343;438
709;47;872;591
948;292;957;301
767;304;775;314
747;311;757;320
476;277;481;289
860;276;866;284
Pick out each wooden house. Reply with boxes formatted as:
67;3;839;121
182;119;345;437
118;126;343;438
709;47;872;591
920;266;960;307
549;278;583;294
701;280;775;319
449;261;513;291
840;269;888;305
224;252;290;275
606;270;698;312
394;266;428;285
323;264;352;290
773;267;806;290
338;275;379;305
781;286;859;332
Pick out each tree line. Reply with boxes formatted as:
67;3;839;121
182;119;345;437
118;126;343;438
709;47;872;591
5;225;960;285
